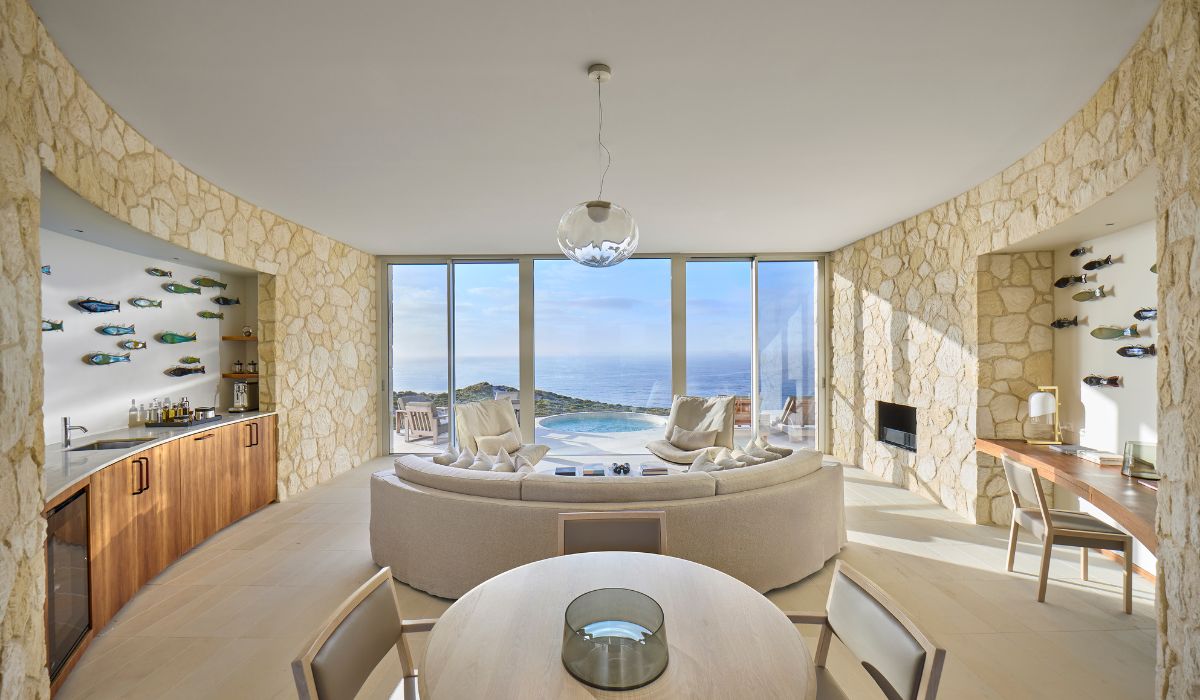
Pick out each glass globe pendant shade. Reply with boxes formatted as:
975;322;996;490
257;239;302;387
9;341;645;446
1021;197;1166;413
556;200;639;268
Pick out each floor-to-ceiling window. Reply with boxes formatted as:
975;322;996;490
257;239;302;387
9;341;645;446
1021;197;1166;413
385;255;824;457
757;260;820;450
533;258;673;455
685;260;753;447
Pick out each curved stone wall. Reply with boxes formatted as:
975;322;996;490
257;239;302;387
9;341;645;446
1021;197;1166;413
830;1;1198;695
0;1;377;695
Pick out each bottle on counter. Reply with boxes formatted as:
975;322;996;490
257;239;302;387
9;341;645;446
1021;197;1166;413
128;399;139;428
181;396;190;419
164;397;174;421
138;402;146;424
149;399;160;423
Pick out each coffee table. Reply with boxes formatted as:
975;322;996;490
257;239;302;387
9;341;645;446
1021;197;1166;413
536;462;684;477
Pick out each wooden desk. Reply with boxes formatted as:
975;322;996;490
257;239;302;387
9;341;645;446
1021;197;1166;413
976;438;1157;553
422;551;816;699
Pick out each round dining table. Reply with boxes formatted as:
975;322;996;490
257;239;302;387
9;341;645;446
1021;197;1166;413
420;551;816;698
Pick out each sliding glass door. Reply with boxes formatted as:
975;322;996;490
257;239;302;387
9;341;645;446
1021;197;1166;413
389;264;449;454
533;259;673;455
685;260;753;446
756;260;820;450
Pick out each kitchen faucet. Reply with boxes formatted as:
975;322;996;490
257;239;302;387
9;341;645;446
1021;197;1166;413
62;417;88;448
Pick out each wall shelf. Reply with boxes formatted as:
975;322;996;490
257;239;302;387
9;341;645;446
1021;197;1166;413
221;336;258;342
221;373;259;380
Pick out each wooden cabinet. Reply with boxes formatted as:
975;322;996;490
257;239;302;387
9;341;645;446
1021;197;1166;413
136;442;182;584
88;456;141;629
177;428;228;551
244;414;278;513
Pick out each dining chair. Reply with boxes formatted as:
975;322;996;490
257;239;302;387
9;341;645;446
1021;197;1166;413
785;560;946;700
292;567;437;700
557;511;667;556
1001;456;1133;613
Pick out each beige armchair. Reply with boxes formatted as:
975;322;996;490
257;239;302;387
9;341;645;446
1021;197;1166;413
646;395;735;464
454;398;549;465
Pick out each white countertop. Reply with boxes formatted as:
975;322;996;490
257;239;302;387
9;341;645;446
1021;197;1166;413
43;411;276;503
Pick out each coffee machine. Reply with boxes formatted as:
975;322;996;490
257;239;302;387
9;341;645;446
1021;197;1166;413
229;380;250;413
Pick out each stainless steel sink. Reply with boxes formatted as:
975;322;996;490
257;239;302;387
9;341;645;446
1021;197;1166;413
69;437;156;452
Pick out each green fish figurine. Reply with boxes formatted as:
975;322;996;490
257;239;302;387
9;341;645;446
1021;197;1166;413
129;297;163;308
157;331;198;344
180;356;202;364
1090;325;1139;340
84;352;131;365
42;319;64;332
192;276;228;289
147;267;173;277
197;311;224;319
164;282;201;294
1150;263;1158;274
119;339;148;350
1071;286;1106;302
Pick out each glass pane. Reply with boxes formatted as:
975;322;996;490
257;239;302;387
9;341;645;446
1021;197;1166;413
534;258;672;455
389;264;448;453
453;260;520;419
686;260;753;447
757;260;819;451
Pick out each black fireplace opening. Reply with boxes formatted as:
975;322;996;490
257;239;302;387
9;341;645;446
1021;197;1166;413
877;401;917;452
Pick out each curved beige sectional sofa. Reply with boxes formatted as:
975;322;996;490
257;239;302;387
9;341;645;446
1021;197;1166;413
370;450;846;599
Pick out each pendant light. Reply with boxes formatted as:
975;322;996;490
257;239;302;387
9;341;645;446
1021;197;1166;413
556;63;639;267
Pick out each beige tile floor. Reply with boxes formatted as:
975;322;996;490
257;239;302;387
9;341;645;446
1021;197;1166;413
57;458;1157;699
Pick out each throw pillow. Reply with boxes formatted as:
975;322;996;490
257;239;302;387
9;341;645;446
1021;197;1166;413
431;444;460;466
744;443;780;462
476;430;521;456
754;433;793;457
492;449;517;472
448;448;474;469
688;450;720;473
712;448;742;470
731;449;765;466
468;451;495;471
669;425;719;451
514;455;536;473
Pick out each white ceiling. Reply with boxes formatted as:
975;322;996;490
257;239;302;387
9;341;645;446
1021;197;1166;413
32;0;1157;256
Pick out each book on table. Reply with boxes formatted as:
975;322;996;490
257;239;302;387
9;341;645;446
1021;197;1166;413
1076;450;1123;465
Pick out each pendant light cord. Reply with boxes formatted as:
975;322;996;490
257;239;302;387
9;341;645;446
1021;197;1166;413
597;79;612;201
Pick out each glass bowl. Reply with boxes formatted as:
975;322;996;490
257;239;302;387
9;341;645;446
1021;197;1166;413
561;587;668;690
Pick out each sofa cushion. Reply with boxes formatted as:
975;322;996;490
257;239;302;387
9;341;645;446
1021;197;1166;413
521;471;716;503
670;426;718;451
476;429;521;456
711;449;824;495
646;439;712;465
394;455;524;500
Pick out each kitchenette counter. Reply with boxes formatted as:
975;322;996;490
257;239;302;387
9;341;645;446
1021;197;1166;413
43;411;277;504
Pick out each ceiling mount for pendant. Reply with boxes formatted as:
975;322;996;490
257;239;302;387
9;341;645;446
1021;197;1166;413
556;62;639;268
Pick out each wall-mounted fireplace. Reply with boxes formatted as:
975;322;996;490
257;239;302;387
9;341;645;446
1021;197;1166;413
877;401;916;452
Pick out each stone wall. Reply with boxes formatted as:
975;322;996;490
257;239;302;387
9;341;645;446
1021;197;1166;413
831;1;1199;695
0;1;378;696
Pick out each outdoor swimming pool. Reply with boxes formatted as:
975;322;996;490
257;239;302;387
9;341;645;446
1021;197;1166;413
539;412;666;434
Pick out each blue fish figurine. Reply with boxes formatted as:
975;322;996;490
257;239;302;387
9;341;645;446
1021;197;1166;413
84;352;131;365
212;296;240;306
42;319;64;332
98;324;136;336
129;297;163;308
73;298;120;313
119;339;147;350
41;265;51;275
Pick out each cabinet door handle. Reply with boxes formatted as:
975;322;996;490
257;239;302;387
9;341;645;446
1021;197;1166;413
194;434;214;441
132;457;146;495
246;423;253;448
142;456;151;493
251;421;259;447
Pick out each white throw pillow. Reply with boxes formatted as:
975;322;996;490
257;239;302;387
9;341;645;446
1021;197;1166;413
669;425;719;451
492;449;516;472
731;449;765;466
744;443;780;462
754;433;793;457
688;450;720;473
448;448;474;469
515;455;536;474
468;451;495;471
476;430;522;456
712;448;742;470
431;444;460;466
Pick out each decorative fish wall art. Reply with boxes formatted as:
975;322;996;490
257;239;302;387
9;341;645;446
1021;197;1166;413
1050;317;1078;329
1134;308;1157;321
72;298;120;313
41;265;51;275
165;366;206;377
1151;263;1158;274
1072;287;1106;302
146;267;173;277
197;311;224;319
1054;274;1090;289
1082;255;1115;271
212;296;240;306
1117;344;1156;358
129;297;163;308
84;352;131;365
157;331;198;344
164;282;201;294
119;340;147;350
98;324;136;336
1083;374;1122;388
180;356;202;364
192;276;227;289
1069;246;1091;257
41;320;64;332
1090;325;1139;340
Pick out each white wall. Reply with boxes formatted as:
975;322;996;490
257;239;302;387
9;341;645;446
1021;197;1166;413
1052;220;1157;451
39;228;251;442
